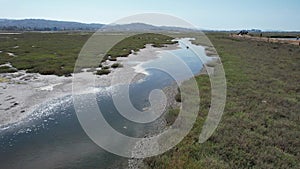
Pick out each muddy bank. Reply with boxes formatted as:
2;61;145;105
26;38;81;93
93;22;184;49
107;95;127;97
0;44;179;128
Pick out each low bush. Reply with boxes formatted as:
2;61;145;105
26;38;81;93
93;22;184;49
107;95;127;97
96;69;111;75
111;63;123;68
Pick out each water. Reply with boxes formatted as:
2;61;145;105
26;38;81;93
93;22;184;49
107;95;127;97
0;39;207;169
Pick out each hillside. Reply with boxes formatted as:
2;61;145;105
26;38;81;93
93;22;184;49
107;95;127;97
0;19;104;31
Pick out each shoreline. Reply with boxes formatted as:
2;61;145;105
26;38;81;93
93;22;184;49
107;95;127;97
128;42;217;169
0;43;180;129
128;82;181;169
0;37;215;168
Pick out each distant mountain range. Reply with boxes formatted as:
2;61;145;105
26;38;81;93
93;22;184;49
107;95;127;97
0;19;104;31
101;23;197;32
0;19;297;32
0;19;198;32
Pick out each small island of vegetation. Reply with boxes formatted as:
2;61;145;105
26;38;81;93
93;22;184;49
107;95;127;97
0;33;176;76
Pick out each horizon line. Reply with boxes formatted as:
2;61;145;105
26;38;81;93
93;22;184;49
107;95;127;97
1;17;299;32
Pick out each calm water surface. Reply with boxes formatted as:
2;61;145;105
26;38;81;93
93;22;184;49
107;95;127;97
0;39;207;169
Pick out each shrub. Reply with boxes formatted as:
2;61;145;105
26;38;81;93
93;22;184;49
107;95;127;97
96;69;110;75
111;63;123;68
102;66;110;69
108;58;117;61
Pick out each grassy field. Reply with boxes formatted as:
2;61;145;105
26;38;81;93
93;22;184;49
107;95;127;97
0;32;175;76
0;32;92;76
104;33;176;60
144;33;300;168
0;32;299;168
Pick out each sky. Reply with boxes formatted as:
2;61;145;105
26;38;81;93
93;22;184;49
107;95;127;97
0;0;299;31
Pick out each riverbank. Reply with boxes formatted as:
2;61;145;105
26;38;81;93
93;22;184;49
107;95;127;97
0;35;217;169
143;32;300;169
127;41;216;169
128;82;181;169
0;43;179;129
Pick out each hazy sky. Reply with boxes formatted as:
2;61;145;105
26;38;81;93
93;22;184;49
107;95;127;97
1;0;299;31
